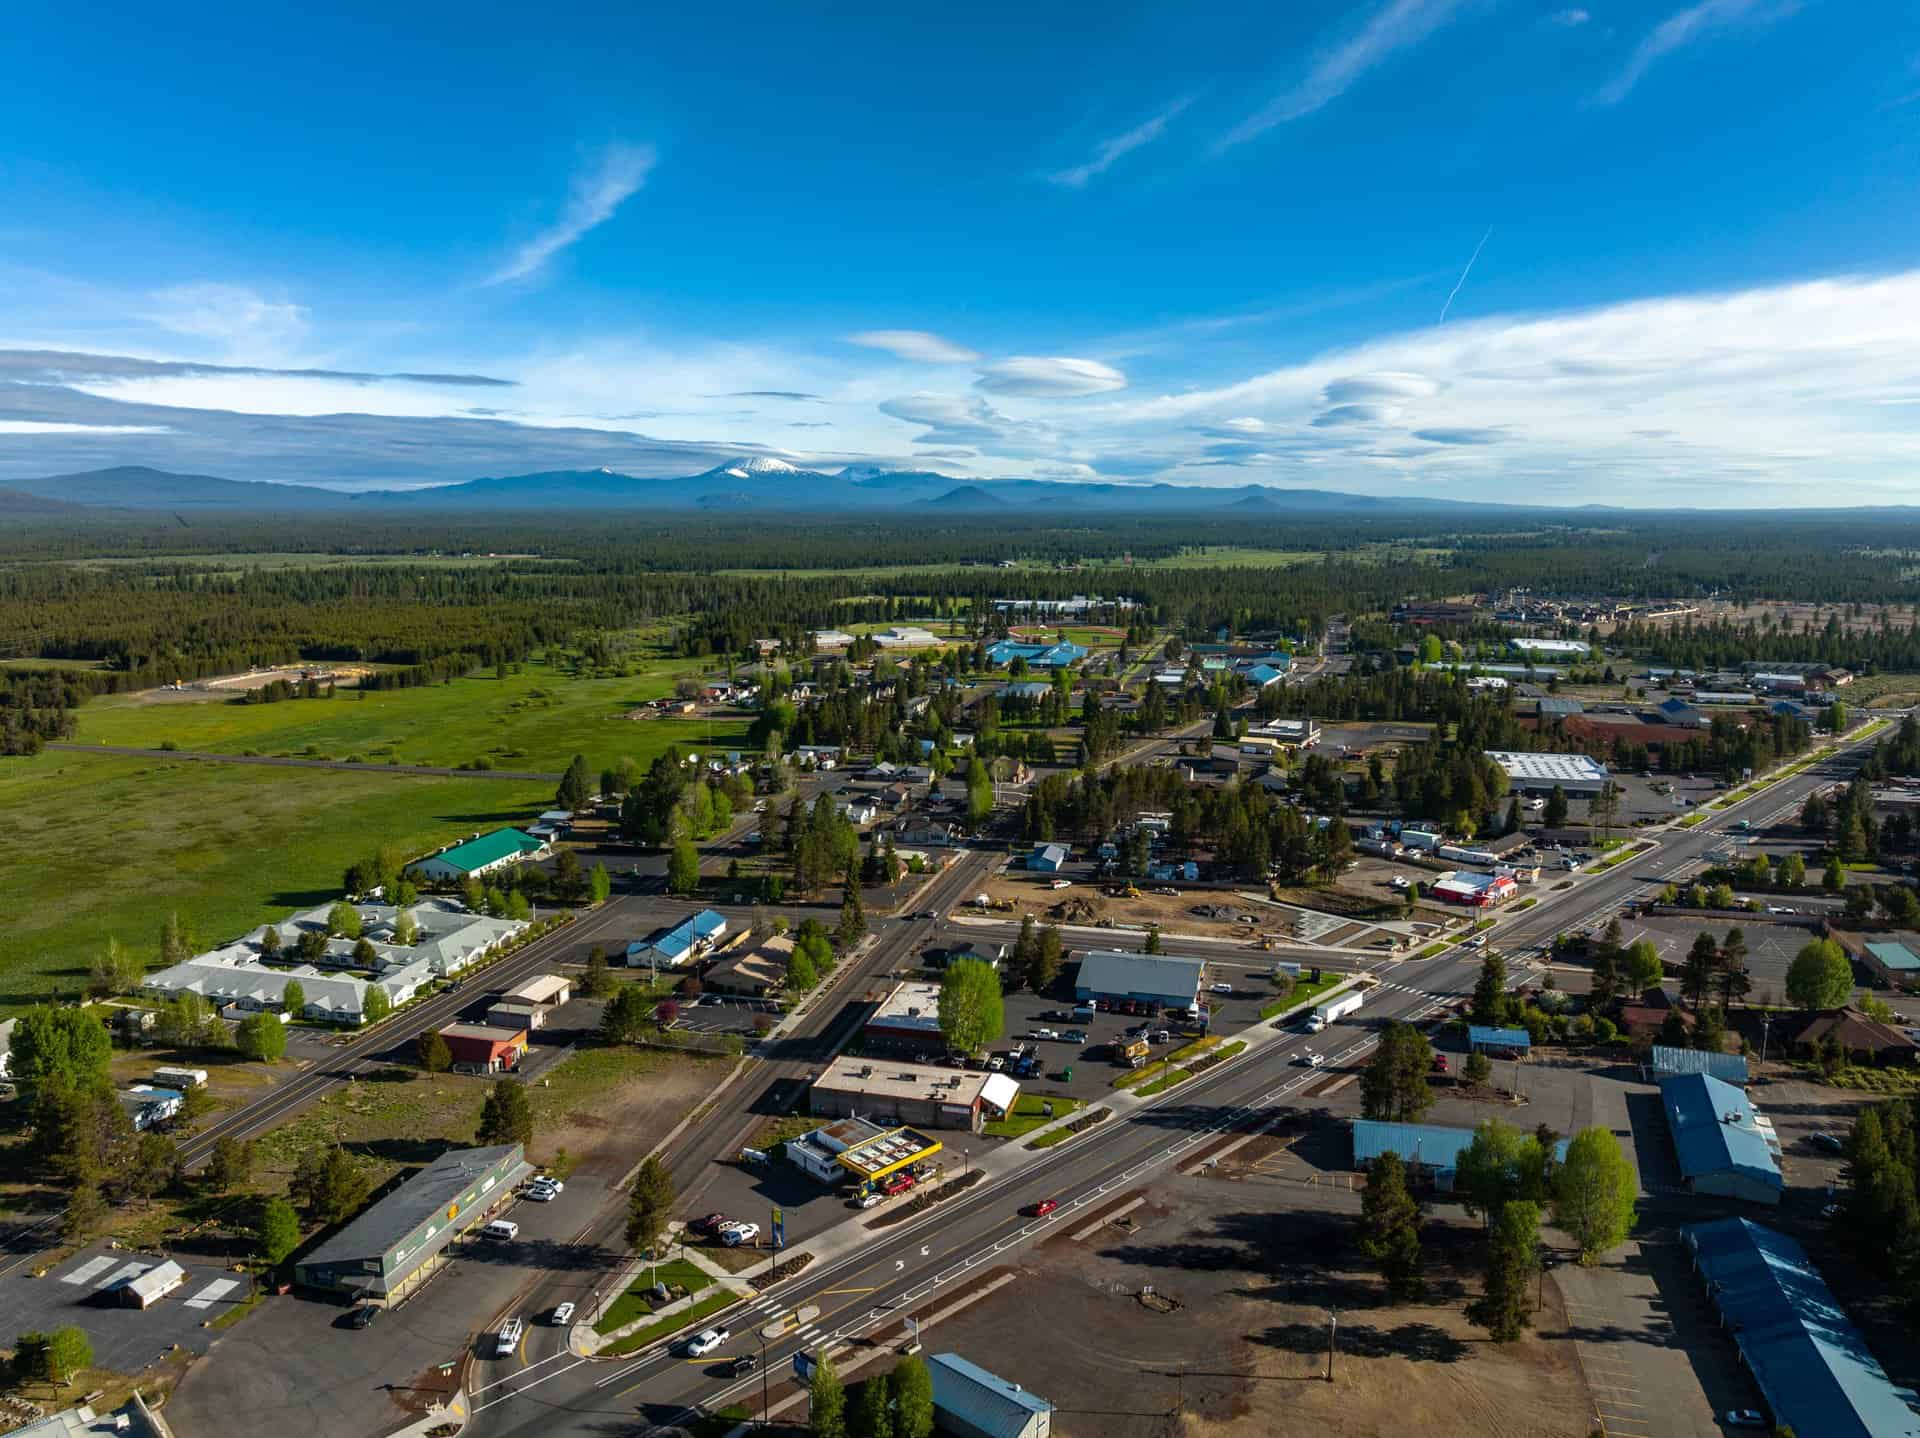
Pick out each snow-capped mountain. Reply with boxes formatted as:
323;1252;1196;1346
701;456;805;480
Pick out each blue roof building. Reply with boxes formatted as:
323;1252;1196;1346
1657;696;1708;727
1865;941;1920;986
1468;1026;1532;1055
927;1352;1053;1438
1026;843;1069;872
984;639;1087;669
1353;1119;1568;1192
1660;1073;1782;1204
625;909;730;969
1651;1044;1749;1084
1681;1218;1920;1438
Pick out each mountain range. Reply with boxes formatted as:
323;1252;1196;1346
0;460;1511;515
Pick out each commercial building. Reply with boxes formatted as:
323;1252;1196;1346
438;1023;528;1074
1661;1073;1782;1204
1651;1045;1749;1084
1073;951;1206;1012
874;625;942;648
1862;940;1920;989
1467;1026;1531;1056
294;1143;530;1303
1026;843;1069;872
926;940;1006;972
625;908;729;969
1680;1217;1920;1438
863;981;948;1056
704;934;792;997
7;1396;169;1438
1352;1119;1568;1192
485;1000;546;1031
407;827;547;882
785;1116;944;1186
927;1352;1054;1438
1509;637;1591;656
811;629;856;649
1432;871;1519;908
808;1057;1019;1132
503;973;573;1008
1787;1007;1920;1066
1483;750;1611;796
983;639;1088;669
1247;717;1320;749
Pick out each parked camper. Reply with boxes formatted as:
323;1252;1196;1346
153;1067;208;1089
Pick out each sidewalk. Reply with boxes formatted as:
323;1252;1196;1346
575;1222;759;1354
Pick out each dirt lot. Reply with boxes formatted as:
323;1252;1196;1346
132;664;378;703
929;1172;1592;1438
971;872;1279;941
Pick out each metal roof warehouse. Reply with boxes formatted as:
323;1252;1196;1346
1073;951;1205;1009
1661;1073;1782;1204
1482;751;1611;794
1651;1045;1749;1084
927;1351;1054;1438
294;1143;529;1304
1681;1218;1920;1438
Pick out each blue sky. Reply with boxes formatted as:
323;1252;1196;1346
2;0;1918;503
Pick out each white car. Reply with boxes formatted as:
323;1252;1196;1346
1297;1051;1325;1068
1389;875;1410;890
1209;983;1233;995
495;1318;523;1356
686;1326;731;1357
550;1302;576;1325
720;1221;761;1246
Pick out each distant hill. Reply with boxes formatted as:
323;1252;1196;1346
0;487;82;513
0;465;349;510
921;484;1007;509
0;461;1527;516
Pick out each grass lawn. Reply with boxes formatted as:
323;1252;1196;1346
1133;1067;1195;1096
601;1289;740;1356
748;1114;828;1149
0;751;550;1012
72;652;754;775
1257;973;1342;1020
1818;1064;1920;1095
982;1091;1084;1138
594;1258;714;1334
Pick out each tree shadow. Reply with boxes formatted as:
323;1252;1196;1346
1249;1320;1469;1364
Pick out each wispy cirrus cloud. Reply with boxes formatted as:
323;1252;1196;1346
1217;0;1463;150
1593;0;1780;106
485;143;656;285
1047;99;1191;188
1548;8;1591;26
142;283;309;360
845;330;981;364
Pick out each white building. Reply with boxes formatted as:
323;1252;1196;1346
1483;750;1611;796
1509;638;1592;657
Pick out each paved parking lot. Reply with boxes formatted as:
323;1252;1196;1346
1624;915;1812;1002
0;1243;232;1374
673;994;780;1035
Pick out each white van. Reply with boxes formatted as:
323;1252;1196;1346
483;1220;519;1240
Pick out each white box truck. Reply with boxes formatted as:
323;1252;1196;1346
1304;988;1364;1033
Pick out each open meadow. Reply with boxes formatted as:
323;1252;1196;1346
0;752;553;1012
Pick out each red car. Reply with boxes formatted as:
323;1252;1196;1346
1027;1198;1059;1218
688;1212;729;1237
882;1172;916;1197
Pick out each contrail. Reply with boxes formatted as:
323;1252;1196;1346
1439;226;1493;323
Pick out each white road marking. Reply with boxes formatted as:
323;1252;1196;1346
59;1256;114;1286
94;1261;148;1291
182;1278;239;1309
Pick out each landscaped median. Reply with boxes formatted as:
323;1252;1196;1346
1256;972;1343;1021
600;1288;740;1357
1134;1038;1247;1096
1113;1035;1222;1090
593;1258;714;1336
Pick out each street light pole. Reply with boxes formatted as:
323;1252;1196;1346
1326;1308;1338;1383
760;1334;770;1430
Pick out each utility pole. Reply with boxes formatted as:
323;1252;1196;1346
760;1335;770;1429
1326;1308;1338;1382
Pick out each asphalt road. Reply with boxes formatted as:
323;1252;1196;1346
463;938;1501;1438
459;720;1900;1438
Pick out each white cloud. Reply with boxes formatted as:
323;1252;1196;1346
845;330;981;364
1221;416;1269;433
975;356;1127;397
485;143;656;285
877;392;1057;455
1593;0;1773;106
1047;99;1191;188
142;283;309;359
1218;0;1463;150
0;421;173;435
1548;8;1591;25
1110;269;1920;498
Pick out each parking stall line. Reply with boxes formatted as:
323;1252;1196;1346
58;1256;115;1286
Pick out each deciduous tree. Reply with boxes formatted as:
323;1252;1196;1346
257;1196;301;1267
889;1354;934;1438
236;1011;287;1062
1786;938;1854;1010
937;958;1003;1056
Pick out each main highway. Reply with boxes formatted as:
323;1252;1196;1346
459;718;1897;1437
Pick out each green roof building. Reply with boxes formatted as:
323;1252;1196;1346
410;827;546;881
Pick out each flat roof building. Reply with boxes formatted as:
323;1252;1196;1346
1651;1045;1749;1084
625;908;729;969
295;1143;529;1304
928;1352;1054;1438
704;934;791;997
1073;950;1205;1011
503;973;572;1006
1483;750;1611;795
864;980;948;1055
439;1023;528;1074
1353;1119;1567;1192
1681;1217;1920;1438
1509;637;1591;655
785;1117;944;1186
1661;1073;1782;1205
1467;1025;1532;1055
809;1057;1019;1133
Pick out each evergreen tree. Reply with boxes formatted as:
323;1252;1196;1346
1543;785;1569;828
1681;931;1718;1009
207;1135;255;1193
836;865;867;949
1716;927;1752;1012
557;753;593;811
582;945;615;999
417;1029;453;1072
1357;1150;1426;1301
1467;1200;1541;1343
1360;1022;1436;1124
476;1079;534;1147
1034;923;1064;992
625;1155;674;1253
1471;951;1509;1026
1012;914;1039;988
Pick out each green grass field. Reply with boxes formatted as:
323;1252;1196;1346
0;752;550;1011
71;655;754;774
